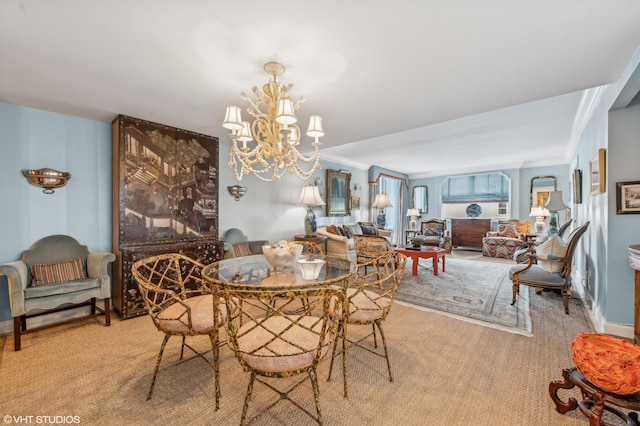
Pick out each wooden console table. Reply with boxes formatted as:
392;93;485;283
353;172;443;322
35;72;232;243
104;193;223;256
450;218;491;250
549;367;640;425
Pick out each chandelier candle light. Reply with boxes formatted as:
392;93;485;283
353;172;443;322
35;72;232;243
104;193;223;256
372;193;393;228
298;185;325;237
223;62;323;182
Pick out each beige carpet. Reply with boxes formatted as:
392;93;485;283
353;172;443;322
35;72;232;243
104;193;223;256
0;283;605;426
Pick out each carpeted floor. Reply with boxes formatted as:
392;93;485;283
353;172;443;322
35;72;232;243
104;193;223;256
0;277;602;426
395;255;532;336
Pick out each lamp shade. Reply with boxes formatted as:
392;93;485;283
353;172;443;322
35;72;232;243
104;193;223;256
545;191;568;212
297;185;325;206
406;208;420;217
372;193;393;209
275;97;297;125
306;115;324;138
222;105;243;130
237;121;253;142
529;206;550;217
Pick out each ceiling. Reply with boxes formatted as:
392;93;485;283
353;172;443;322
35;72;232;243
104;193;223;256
1;0;640;178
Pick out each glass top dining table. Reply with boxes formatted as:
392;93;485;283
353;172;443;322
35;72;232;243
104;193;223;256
202;254;355;290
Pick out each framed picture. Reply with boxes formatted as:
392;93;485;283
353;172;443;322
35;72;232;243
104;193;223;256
572;169;582;204
590;148;606;195
351;196;360;210
616;181;640;214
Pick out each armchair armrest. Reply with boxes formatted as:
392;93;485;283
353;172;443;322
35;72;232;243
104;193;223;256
378;228;393;239
87;252;116;299
0;261;29;316
249;240;269;254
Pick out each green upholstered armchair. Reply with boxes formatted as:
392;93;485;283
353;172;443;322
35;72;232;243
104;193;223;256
0;234;115;351
222;228;269;259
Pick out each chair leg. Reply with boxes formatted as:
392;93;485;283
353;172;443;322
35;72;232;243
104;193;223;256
241;372;256;426
147;334;171;400
91;297;96;315
180;336;186;360
375;320;393;382
13;316;22;351
209;333;220;411
309;368;323;425
104;298;111;326
562;289;570;314
511;283;519;305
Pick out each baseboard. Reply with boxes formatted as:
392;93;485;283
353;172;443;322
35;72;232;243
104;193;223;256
572;282;634;339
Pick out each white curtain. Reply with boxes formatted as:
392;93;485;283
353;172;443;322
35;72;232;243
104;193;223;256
374;176;405;245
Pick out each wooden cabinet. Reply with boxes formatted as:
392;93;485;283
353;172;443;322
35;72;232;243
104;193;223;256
450;218;491;249
111;115;223;318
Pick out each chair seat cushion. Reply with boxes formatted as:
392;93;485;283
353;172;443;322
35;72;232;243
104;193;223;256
24;277;99;299
157;295;216;334
508;264;566;285
238;315;325;373
345;288;390;322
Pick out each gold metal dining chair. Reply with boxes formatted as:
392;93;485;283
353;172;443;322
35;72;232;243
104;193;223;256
131;253;225;408
328;251;407;398
219;282;342;425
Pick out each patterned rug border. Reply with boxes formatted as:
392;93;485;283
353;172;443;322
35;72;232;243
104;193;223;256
395;258;533;337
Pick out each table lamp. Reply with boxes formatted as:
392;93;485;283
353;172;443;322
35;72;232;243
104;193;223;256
372;193;393;228
529;206;550;235
406;208;420;230
297;185;325;237
545;191;568;236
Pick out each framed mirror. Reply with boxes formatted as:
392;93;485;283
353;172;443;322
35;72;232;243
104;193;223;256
530;176;557;208
412;186;428;214
326;169;351;216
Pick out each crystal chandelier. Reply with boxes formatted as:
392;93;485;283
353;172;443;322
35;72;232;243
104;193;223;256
223;62;324;182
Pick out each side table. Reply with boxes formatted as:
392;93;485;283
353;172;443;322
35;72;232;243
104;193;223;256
405;229;419;244
294;234;328;255
549;367;640;425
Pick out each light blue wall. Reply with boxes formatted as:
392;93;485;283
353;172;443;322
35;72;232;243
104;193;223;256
0;101;112;321
606;103;640;325
409;165;570;227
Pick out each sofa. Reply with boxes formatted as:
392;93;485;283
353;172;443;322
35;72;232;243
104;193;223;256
317;222;393;260
222;228;268;259
482;219;530;258
0;234;115;351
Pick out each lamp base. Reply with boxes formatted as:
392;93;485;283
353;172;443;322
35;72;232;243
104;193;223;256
376;210;386;228
304;206;317;237
548;213;559;236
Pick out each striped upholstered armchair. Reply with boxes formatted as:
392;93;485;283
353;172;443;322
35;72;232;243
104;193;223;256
482;219;530;259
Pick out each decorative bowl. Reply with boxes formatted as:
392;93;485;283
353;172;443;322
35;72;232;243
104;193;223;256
571;332;640;395
262;241;303;269
410;237;424;248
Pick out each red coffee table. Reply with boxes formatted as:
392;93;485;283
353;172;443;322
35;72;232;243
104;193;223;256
395;246;446;276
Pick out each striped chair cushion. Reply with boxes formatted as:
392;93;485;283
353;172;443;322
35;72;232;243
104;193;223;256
232;242;252;257
30;257;87;286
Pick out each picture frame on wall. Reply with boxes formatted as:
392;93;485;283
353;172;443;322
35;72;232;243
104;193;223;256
572;169;582;204
589;148;606;195
616;181;640;214
351;196;360;210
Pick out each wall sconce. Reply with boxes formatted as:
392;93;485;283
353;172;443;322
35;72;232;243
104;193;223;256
227;185;247;201
353;183;362;191
22;168;71;194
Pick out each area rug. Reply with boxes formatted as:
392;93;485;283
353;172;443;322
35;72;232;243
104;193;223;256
395;257;532;336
